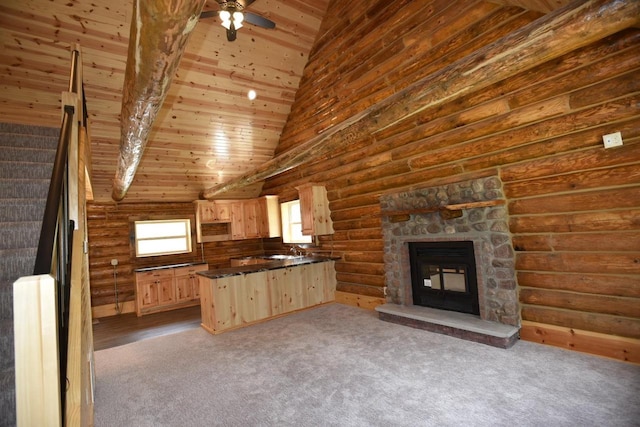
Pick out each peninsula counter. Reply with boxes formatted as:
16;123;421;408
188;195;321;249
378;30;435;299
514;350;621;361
197;256;337;334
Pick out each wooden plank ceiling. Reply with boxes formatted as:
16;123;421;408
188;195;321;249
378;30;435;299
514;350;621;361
0;0;573;202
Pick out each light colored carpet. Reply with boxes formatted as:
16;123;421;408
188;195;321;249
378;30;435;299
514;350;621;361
94;304;640;427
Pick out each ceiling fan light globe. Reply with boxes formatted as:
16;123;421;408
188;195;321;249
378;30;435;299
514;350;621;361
233;11;244;24
219;10;231;21
221;20;231;30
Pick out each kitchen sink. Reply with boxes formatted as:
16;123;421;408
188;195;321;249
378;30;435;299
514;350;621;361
261;254;305;260
230;254;305;267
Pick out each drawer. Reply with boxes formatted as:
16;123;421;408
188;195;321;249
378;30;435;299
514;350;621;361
174;263;209;277
136;269;175;281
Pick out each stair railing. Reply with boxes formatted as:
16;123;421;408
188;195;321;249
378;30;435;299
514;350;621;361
14;44;94;427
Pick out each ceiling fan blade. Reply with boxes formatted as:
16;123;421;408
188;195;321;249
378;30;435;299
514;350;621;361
244;11;276;29
200;10;218;19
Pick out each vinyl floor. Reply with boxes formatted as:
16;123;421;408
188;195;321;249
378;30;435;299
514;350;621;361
92;305;202;351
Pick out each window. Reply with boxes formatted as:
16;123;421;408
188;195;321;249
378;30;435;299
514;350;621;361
280;200;312;244
134;219;192;257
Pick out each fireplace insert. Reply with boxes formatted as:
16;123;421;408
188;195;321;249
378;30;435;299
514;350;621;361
408;241;479;315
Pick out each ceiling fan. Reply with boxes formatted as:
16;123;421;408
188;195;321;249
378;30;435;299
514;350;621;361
200;0;276;42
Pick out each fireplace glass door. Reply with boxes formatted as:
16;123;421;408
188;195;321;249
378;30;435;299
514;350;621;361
409;241;479;315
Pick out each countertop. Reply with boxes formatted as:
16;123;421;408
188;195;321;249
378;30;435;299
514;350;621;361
197;256;338;279
134;262;207;273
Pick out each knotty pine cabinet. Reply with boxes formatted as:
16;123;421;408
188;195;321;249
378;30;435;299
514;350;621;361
175;264;207;301
231;196;281;240
135;263;208;316
260;195;281;238
199;259;336;334
195;196;280;242
194;200;232;243
296;184;334;236
231;199;261;239
197;200;231;222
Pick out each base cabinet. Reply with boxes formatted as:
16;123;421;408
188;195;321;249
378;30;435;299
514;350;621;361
199;260;336;334
135;263;208;316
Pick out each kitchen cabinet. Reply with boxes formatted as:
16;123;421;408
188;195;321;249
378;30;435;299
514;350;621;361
157;276;176;306
175;263;209;302
231;201;247;239
231;196;281;240
135;263;208;316
199;258;336;334
196;196;280;241
135;269;173;314
137;276;160;311
260;195;281;238
194;200;232;243
232;199;261;239
296;184;334;236
197;200;231;222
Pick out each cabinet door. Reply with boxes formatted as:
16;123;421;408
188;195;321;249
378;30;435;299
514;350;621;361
138;280;159;311
198;201;232;223
230;200;261;239
136;269;173;315
158;276;176;305
259;196;281;238
297;184;334;236
215;201;231;222
298;185;315;235
200;203;217;222
231;202;245;239
243;199;261;239
175;274;194;302
175;264;208;301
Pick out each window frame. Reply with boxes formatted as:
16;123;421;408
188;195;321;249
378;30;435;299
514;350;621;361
280;200;312;244
133;218;193;258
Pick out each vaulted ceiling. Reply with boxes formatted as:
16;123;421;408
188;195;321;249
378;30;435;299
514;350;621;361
0;0;574;203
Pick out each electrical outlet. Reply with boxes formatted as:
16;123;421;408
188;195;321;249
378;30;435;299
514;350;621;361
602;131;623;149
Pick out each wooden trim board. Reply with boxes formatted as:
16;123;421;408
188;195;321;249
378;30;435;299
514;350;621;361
336;291;385;310
520;320;640;364
91;301;136;319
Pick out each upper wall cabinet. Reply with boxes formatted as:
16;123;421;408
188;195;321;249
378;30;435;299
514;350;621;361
231;196;281;240
197;200;231;223
231;199;260;240
260;195;282;238
194;196;281;241
194;200;232;243
297;184;334;236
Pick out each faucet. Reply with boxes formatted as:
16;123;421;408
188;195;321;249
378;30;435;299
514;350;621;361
290;245;304;257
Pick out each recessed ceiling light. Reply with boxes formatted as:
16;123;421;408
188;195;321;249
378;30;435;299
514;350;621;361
247;89;257;100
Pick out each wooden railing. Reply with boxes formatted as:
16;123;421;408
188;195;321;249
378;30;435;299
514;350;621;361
13;44;94;426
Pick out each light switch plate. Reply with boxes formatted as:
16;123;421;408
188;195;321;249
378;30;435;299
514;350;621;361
602;131;623;148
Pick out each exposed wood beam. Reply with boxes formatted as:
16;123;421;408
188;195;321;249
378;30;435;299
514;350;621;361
488;0;574;14
201;0;640;200
112;0;206;201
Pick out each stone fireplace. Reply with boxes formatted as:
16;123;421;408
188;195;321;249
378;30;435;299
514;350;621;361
376;176;520;347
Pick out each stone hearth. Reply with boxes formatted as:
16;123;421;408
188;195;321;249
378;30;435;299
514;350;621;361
377;176;520;347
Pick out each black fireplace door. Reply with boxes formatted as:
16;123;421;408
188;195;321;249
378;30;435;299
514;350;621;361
409;241;480;315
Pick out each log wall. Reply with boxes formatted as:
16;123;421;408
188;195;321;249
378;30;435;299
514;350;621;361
87;202;264;317
261;0;640;361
